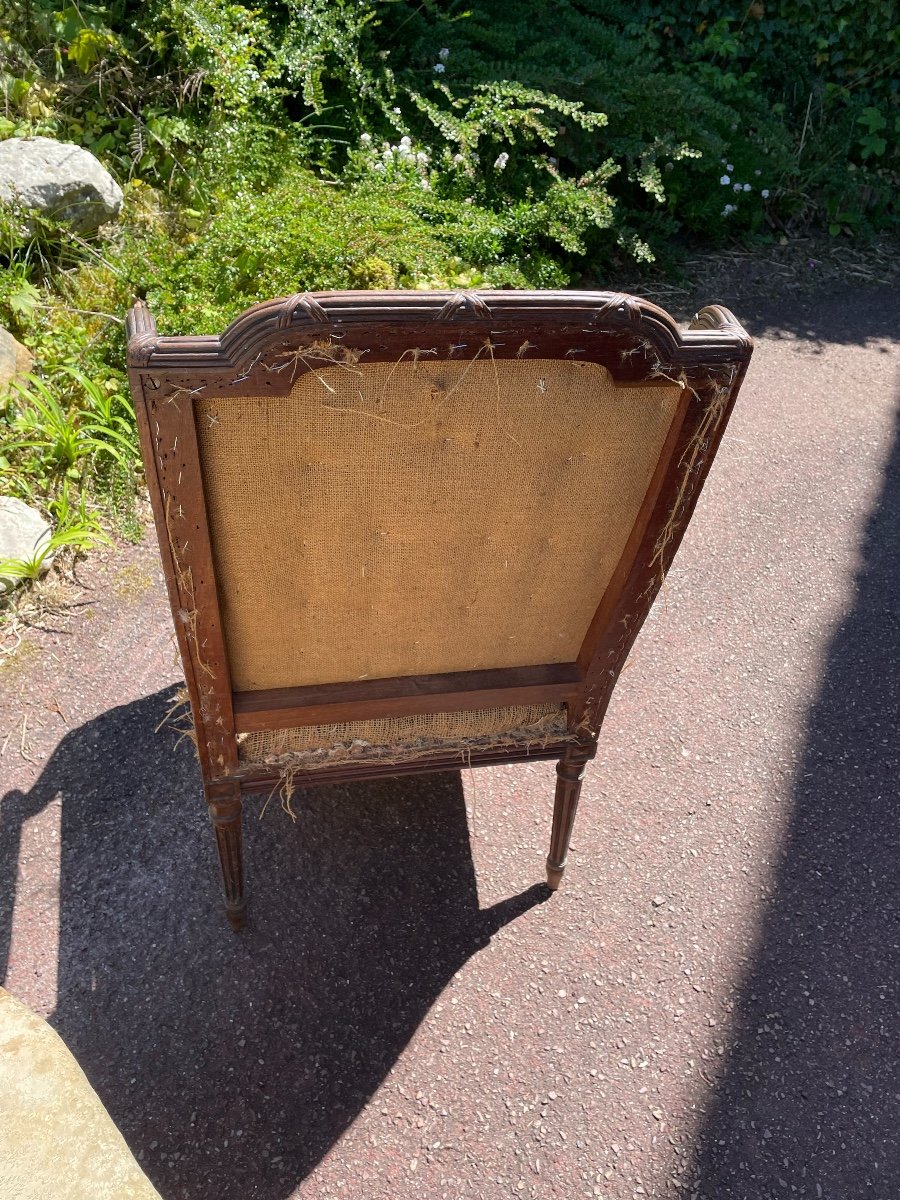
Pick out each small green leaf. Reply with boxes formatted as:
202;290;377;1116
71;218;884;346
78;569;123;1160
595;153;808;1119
67;28;111;73
857;106;887;133
859;133;887;159
7;279;41;317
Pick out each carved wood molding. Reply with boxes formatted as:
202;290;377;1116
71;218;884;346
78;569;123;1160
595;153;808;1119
126;291;752;389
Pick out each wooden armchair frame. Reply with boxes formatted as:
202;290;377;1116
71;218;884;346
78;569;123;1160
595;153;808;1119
126;289;752;929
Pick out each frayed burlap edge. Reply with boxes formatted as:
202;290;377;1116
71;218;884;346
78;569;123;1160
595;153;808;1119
237;704;575;818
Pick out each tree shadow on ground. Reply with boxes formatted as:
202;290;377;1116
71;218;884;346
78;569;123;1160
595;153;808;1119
0;699;548;1200
738;282;900;348
689;392;900;1197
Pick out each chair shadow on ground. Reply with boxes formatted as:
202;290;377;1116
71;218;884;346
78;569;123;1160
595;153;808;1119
690;390;900;1196
0;699;549;1200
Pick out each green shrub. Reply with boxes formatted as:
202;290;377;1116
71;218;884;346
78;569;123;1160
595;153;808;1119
114;160;570;335
618;0;898;236
3;0;894;266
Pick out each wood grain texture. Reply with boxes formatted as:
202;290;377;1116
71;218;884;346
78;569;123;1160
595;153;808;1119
546;743;596;889
570;360;752;735
205;779;244;929
233;664;581;732
129;330;238;780
126;292;751;398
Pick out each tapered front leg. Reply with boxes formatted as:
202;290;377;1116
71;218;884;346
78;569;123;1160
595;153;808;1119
206;781;245;930
546;745;593;890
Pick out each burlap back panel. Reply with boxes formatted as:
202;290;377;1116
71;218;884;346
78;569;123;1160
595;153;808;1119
238;702;569;766
195;358;681;690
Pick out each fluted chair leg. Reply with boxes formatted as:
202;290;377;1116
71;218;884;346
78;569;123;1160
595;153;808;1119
207;785;245;930
546;746;591;890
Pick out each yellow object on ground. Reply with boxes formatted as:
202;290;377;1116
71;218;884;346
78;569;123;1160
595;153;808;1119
0;988;162;1200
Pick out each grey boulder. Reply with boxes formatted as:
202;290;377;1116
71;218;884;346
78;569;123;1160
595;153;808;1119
0;136;123;233
0;496;54;591
0;325;32;392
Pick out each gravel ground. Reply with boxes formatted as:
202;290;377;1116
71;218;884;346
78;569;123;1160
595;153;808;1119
1;283;898;1200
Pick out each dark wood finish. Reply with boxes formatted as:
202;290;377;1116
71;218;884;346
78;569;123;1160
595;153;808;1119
572;364;751;735
129;305;238;781
206;780;245;930
127;290;751;385
233;663;582;732
546;742;596;889
126;289;753;927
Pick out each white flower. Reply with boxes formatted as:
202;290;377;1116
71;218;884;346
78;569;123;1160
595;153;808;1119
438;47;450;60
721;203;736;216
761;188;770;199
416;150;429;164
548;156;558;166
434;62;445;73
373;162;385;172
452;152;465;165
419;178;431;190
754;168;761;176
392;107;401;114
382;148;394;162
400;135;411;148
733;183;742;192
494;151;509;170
726;162;734;171
743;183;752;192
360;132;371;144
720;174;730;185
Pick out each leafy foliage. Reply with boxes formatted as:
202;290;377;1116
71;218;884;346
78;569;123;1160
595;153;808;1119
0;0;895;572
116;163;565;334
0;480;109;584
621;0;898;235
3;368;137;482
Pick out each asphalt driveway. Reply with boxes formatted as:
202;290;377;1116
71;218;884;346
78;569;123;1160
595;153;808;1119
1;282;898;1200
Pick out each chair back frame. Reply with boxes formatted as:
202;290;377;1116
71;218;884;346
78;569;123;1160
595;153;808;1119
126;289;752;925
